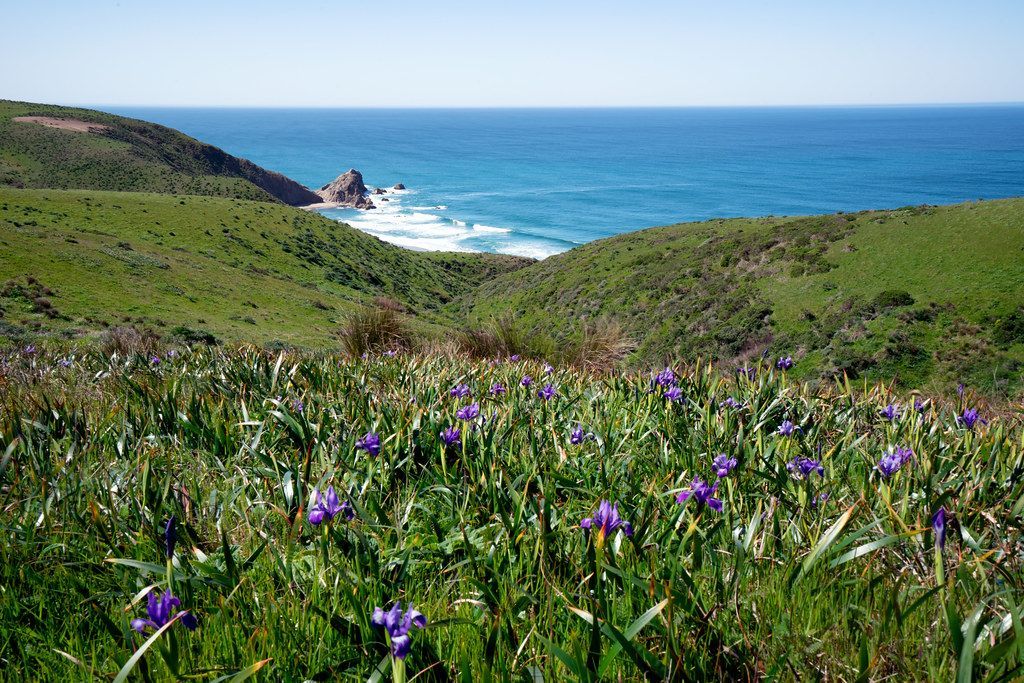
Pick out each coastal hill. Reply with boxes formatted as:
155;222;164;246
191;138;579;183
0;187;530;345
457;199;1024;395
0;100;322;205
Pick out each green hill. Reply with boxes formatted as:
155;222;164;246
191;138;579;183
457;199;1024;395
0;188;529;345
0;100;321;205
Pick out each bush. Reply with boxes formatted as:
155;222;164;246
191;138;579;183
339;306;414;357
872;290;915;310
563;319;634;372
168;325;219;346
99;325;161;357
994;308;1024;346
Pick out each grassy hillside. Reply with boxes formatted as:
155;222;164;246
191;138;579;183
0;188;529;346
458;199;1024;395
0;100;320;205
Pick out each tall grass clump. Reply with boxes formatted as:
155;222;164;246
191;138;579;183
456;314;554;360
339;305;415;357
0;346;1022;680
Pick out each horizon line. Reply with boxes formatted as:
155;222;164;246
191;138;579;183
52;100;1024;111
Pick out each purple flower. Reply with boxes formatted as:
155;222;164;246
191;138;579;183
776;420;798;437
166;350;177;359
580;500;633;547
150;355;161;366
131;589;198;634
371;602;427;660
355;432;381;456
450;384;471;399
308;486;353;525
712;454;738;478
489;383;506;396
957;383;966;398
456;403;480;420
520;375;533;388
776;356;794;371
543;363;554;375
384;349;397;357
914;398;926;413
787;457;824;478
440;426;461;447
23;345;36;356
720;397;745;410
933;506;947;550
655;367;677;387
676;478;723;512
291;398;305;413
876;446;913;479
736;365;756;380
164;516;177;559
663;386;684;402
57;358;73;368
509;354;520;362
570;425;588;445
880;404;900;421
537;384;556;401
956;408;985;430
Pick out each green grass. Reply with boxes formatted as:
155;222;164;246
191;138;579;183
0;100;319;205
0;188;530;346
1;347;1021;680
458;200;1024;397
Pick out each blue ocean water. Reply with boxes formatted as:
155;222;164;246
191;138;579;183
110;106;1024;258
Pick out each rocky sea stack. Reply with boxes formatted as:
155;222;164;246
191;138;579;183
316;169;375;209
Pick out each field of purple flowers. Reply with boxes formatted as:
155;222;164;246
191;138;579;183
1;346;1022;680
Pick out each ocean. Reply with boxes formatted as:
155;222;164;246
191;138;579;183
109;106;1024;259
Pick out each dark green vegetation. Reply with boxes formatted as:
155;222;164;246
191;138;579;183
0;100;320;205
459;200;1024;397
0;188;529;345
1;348;1022;680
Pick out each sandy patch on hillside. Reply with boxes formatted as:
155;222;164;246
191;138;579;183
12;116;111;133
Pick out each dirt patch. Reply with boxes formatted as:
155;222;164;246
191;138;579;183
12;116;111;134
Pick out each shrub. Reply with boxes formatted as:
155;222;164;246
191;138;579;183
994;307;1024;346
339;306;414;357
168;325;219;346
872;290;915;310
563;319;634;372
99;325;161;357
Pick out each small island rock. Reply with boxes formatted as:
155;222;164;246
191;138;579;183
316;169;376;209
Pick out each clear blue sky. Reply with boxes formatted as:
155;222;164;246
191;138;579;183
3;0;1023;107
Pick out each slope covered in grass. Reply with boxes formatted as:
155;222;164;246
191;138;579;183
0;100;321;205
0;188;530;345
0;346;1020;679
459;199;1024;395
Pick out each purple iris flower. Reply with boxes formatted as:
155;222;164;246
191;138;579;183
520;375;533;388
712;454;738;478
776;356;794;371
131;589;198;634
308;486;353;525
164;516;177;559
371;602;427;660
580;500;633;546
570;425;588;445
23;345;36;355
166;350;177;359
450;384;471;399
490;383;506;396
509;354;520;362
355;432;381;456
664;386;684;402
777;420;798;437
543;363;554;375
384;349;397;357
58;358;73;368
456;403;480;420
291;398;305;413
736;365;756;380
876;446;913;478
655;367;677;387
537;384;556;401
880;404;900;421
150;355;161;366
933;507;947;550
956;408;985;430
676;478;723;512
914;398;926;413
957;383;966;398
440;426;461;447
720;397;745;410
787;457;824;478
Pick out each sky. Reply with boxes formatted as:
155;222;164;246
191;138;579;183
2;0;1023;108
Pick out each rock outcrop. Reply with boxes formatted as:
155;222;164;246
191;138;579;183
316;169;375;209
373;187;387;195
393;183;406;190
